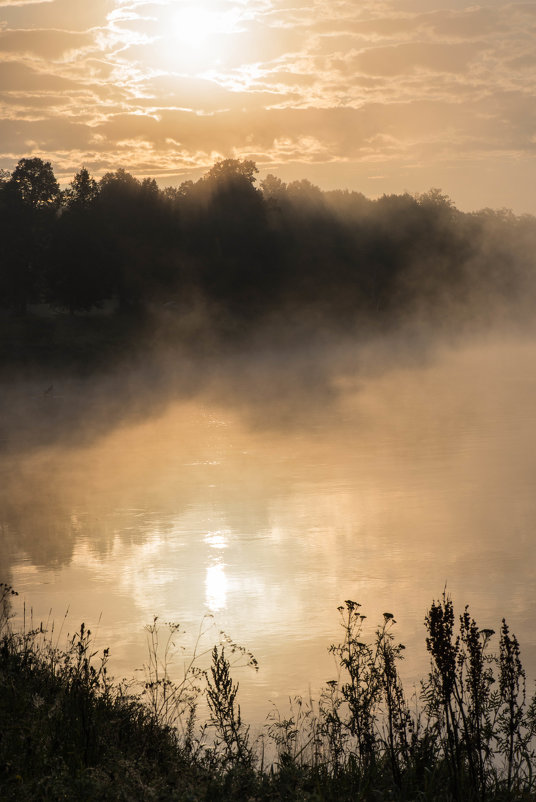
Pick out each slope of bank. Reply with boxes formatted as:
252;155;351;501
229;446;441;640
2;584;536;801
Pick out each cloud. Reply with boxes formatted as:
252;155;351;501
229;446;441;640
330;8;500;43
0;61;81;91
0;28;94;59
352;42;480;76
0;0;52;6
0;0;535;212
0;0;108;29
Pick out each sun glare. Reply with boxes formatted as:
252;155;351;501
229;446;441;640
172;3;242;50
174;6;215;47
140;2;248;74
205;562;228;612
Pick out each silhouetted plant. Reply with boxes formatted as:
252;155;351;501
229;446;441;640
0;583;17;637
423;592;464;794
3;583;536;800
496;618;536;794
318;678;348;772
205;644;253;766
376;612;413;786
142;615;214;755
267;693;323;771
422;592;536;801
329;600;384;770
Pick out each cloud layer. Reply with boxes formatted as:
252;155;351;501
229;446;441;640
1;0;535;211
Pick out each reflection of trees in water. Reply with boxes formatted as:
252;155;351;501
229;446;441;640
0;324;360;456
0;451;193;571
4;331;536;654
0;400;279;573
0;491;76;568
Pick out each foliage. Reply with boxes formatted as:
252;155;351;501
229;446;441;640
64;168;99;210
8;157;60;210
204;158;259;186
2;581;536;800
2;155;536;343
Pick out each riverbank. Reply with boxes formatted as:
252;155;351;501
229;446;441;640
2;584;536;801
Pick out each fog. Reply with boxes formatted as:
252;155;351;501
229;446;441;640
2;301;536;572
3;160;536;719
3;322;536;722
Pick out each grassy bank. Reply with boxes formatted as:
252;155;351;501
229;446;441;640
1;584;536;801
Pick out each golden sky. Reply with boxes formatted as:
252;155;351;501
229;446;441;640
1;0;535;212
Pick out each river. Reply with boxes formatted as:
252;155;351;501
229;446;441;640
2;332;536;725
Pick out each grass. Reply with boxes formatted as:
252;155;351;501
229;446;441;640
1;583;536;801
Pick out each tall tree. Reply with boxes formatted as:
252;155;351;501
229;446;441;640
47;167;111;313
193;160;277;322
1;158;60;312
64;167;99;210
204;159;258;186
9;157;60;209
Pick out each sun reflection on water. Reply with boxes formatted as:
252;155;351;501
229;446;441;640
205;562;227;612
204;529;229;550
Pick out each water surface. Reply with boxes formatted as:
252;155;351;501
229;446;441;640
2;335;536;722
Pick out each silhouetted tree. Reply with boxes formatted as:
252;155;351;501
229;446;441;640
187;159;279;324
260;174;286;199
9;157;60;210
2;153;536;341
204;158;258;186
93;169;184;311
47;168;111;313
1;157;60;312
64;167;99;211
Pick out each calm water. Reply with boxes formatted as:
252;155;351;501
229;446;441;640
2;335;536;723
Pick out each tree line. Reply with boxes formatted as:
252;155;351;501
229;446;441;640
1;156;535;333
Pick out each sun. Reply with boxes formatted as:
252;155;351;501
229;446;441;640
173;6;216;47
162;3;242;70
150;2;245;74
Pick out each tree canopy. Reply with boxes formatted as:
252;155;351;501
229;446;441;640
8;157;60;209
1;155;535;331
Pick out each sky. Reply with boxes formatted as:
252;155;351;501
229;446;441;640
1;0;535;212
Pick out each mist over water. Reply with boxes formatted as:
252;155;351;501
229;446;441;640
2;327;536;722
